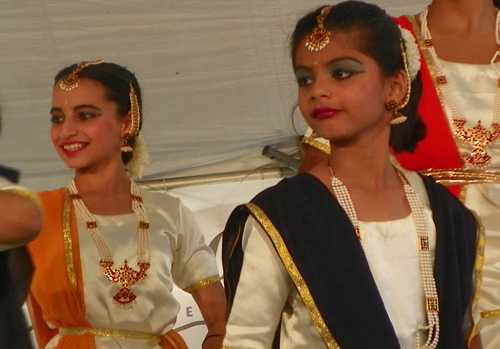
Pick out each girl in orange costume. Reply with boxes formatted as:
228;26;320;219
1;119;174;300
27;61;226;349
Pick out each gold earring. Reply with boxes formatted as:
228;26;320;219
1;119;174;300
120;136;133;153
386;99;408;125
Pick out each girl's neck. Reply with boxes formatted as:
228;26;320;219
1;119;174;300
309;141;397;192
329;154;396;190
73;168;131;196
310;147;410;222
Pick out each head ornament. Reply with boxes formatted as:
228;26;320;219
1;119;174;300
305;6;332;52
59;60;106;91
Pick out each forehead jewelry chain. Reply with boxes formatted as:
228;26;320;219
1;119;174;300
59;60;106;91
420;7;500;167
327;163;440;348
305;6;332;52
68;179;151;307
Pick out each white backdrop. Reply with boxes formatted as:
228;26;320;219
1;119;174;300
1;0;431;347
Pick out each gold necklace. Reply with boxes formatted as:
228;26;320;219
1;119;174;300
420;6;500;167
327;163;440;348
68;180;151;307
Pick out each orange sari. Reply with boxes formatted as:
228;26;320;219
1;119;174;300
27;189;187;349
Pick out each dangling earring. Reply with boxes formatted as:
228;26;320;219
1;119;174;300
120;83;141;153
120;136;133;153
389;40;412;126
387;100;408;125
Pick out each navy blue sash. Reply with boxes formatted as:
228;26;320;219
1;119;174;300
223;174;476;348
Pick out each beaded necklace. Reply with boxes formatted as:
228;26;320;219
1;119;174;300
68;179;151;307
327;163;440;348
420;6;500;167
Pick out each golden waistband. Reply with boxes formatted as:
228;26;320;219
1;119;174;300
59;327;160;341
481;309;500;319
419;168;500;186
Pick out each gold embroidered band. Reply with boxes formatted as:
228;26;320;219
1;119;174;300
59;60;106;91
59;327;161;341
305;6;332;52
6;189;41;208
419;168;500;186
246;203;341;349
184;275;221;293
481;309;500;319
468;211;485;343
63;189;77;288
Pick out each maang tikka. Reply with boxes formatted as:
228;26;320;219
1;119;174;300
59;60;106;91
305;6;332;52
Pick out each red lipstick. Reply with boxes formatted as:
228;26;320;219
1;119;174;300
313;107;340;120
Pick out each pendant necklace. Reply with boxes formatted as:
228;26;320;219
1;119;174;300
420;6;500;167
68;179;151;307
327;163;440;348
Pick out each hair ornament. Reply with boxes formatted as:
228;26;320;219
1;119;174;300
59;60;106;91
305;6;332;52
399;27;421;81
121;83;141;152
126;134;149;179
128;83;141;137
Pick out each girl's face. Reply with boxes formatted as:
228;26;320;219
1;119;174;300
50;78;131;173
295;32;405;147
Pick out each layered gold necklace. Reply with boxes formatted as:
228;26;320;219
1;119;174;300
327;164;440;349
68;180;151;307
420;7;500;167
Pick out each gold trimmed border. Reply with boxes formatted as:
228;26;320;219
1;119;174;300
63;188;77;288
60;326;159;341
469;212;486;343
301;136;331;155
5;189;42;208
419;168;500;187
481;309;500;319
184;275;221;293
407;15;446;109
246;203;341;349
